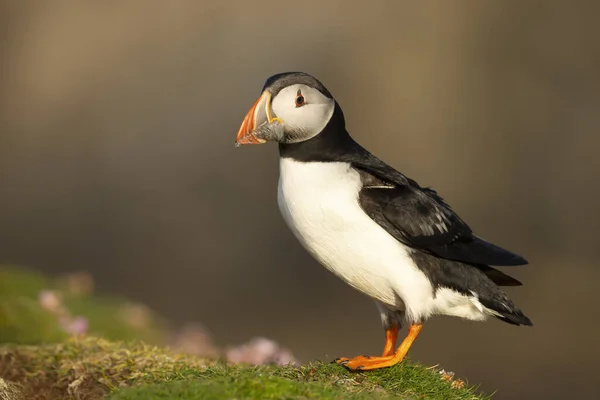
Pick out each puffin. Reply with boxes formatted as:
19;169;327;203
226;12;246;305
234;72;532;371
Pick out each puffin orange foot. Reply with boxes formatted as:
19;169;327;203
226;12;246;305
334;355;373;367
335;323;423;372
336;354;401;371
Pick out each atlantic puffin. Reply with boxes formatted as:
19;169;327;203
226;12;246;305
234;72;532;371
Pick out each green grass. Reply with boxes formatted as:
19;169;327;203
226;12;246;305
106;377;383;400
0;337;487;400
0;266;489;399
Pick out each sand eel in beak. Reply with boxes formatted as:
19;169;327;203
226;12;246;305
235;72;532;371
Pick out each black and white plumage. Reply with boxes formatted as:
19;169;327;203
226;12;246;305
235;72;532;370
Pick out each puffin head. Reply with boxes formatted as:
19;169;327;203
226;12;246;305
235;72;339;146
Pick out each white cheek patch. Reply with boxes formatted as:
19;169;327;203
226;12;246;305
282;103;334;140
272;85;335;143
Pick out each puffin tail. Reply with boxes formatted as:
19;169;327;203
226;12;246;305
480;298;533;327
495;311;533;326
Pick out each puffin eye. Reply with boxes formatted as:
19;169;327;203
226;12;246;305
295;90;305;108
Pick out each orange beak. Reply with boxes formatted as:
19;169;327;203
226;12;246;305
235;91;275;145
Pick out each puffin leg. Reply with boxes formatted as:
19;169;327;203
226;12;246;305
381;324;399;357
336;323;422;371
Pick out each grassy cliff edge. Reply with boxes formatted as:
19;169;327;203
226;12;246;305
0;267;488;399
0;337;487;400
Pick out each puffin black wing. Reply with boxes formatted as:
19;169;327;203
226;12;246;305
353;163;528;268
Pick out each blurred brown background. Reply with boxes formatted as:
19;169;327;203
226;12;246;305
1;1;599;399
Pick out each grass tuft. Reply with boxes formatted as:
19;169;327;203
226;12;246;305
0;337;212;399
0;377;25;400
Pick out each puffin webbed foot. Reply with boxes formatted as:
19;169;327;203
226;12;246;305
334;323;423;371
336;354;403;371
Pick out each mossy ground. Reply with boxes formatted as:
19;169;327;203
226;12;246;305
0;266;489;399
0;337;486;400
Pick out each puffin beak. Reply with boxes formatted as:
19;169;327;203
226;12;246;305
235;91;275;145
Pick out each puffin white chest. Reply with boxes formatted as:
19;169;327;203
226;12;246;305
276;158;431;310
